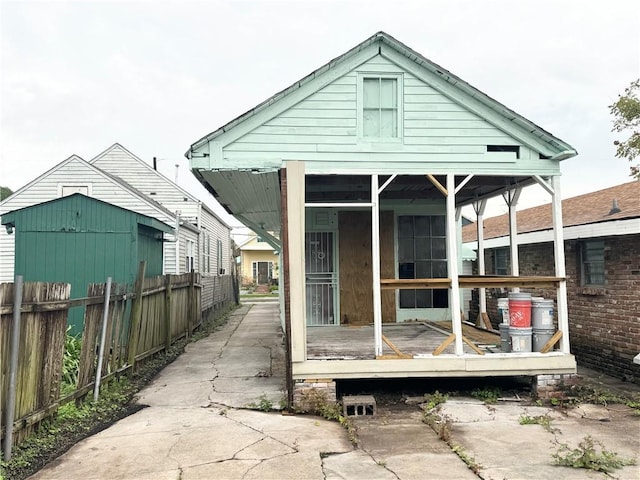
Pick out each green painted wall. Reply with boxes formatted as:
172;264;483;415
6;194;166;334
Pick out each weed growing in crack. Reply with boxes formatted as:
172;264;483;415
470;387;501;404
247;394;274;412
422;409;452;442
423;391;448;410
295;389;358;445
552;435;636;473
519;413;556;433
452;444;482;474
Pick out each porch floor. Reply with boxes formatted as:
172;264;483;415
307;321;501;360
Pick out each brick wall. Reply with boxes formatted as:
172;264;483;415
470;234;640;383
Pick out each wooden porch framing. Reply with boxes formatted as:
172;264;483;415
285;161;574;378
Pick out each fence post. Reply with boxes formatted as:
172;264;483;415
127;262;146;372
93;277;112;402
187;271;195;338
164;274;172;349
4;275;23;461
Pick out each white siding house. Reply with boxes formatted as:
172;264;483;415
0;155;189;282
89;143;232;279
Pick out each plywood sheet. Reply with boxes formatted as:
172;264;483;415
339;211;373;325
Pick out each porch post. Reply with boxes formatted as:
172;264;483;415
551;176;570;353
504;187;522;289
446;174;463;355
474;200;487;318
371;174;383;356
286;161;307;362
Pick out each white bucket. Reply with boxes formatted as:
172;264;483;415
509;326;532;353
497;297;509;324
532;299;555;329
533;328;556;352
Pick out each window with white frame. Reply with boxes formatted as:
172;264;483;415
217;239;224;275
359;74;402;139
186;240;195;273
581;240;605;286
493;247;509;275
58;184;92;197
201;231;211;273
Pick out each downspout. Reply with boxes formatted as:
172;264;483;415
175;211;181;274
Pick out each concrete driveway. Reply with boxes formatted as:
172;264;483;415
31;300;640;480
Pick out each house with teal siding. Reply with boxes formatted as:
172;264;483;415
2;193;173;333
186;32;579;406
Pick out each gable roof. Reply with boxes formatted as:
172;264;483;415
462;180;640;242
92;143;230;228
0;153;179;225
187;31;576;160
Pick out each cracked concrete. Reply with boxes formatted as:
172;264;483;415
29;300;640;480
30;301;358;480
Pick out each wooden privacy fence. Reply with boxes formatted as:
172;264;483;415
0;264;206;459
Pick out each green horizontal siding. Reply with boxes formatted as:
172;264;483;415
223;53;542;174
9;194;166;333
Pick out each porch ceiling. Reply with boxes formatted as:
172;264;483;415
192;170;543;234
306;174;540;206
193;169;282;232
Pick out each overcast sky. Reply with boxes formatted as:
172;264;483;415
1;0;639;228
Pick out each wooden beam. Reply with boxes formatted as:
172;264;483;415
540;330;563;353
432;333;456;355
481;312;492;330
381;334;412;359
426;174;448;196
462;335;485;355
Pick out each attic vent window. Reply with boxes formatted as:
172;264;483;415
487;145;520;159
358;73;403;140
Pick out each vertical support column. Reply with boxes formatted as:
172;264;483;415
371;174;383;356
286;161;307;362
504;188;522;290
446;174;463;355
551;176;570;353
474;200;487;318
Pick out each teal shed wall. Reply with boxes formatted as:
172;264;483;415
5;194;166;333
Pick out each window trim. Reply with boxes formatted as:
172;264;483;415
580;240;605;287
357;72;403;142
57;183;92;197
493;247;509;276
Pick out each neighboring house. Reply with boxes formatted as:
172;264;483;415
462;181;640;384
239;234;280;287
1;194;172;333
0;143;234;312
186;31;579;406
0;154;196;283
88;143;234;310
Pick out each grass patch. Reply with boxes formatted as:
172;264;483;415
470;387;501;404
552;435;636;473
